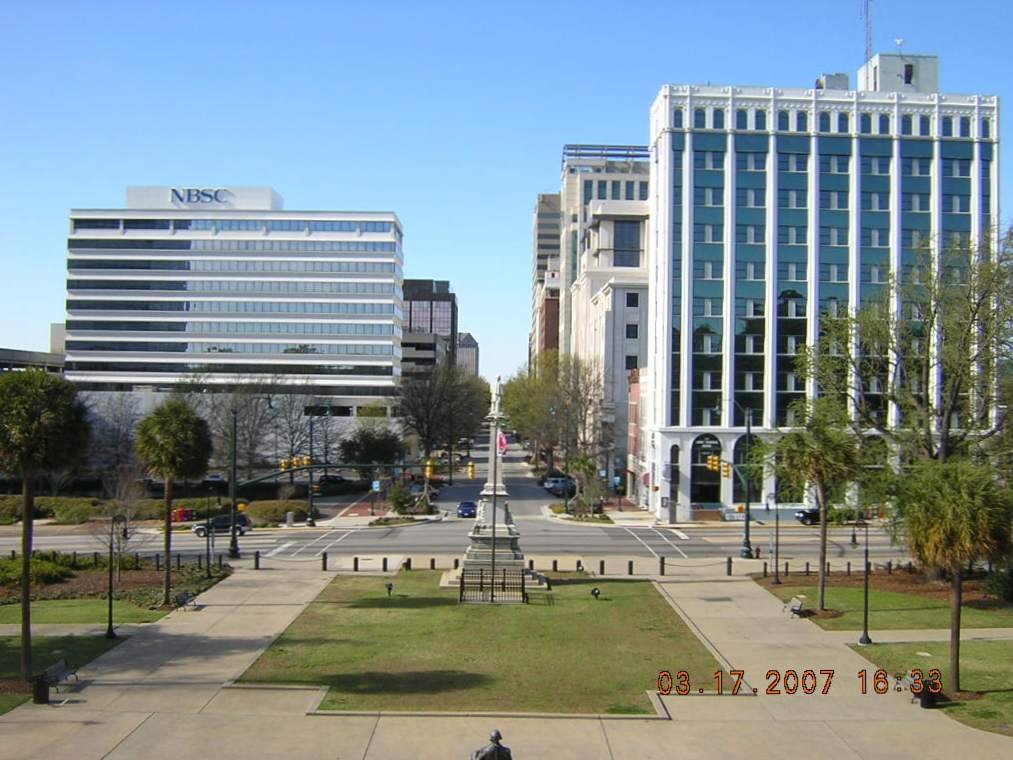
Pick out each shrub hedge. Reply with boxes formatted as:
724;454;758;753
0;557;74;586
245;500;308;526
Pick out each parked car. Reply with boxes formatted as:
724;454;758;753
192;514;251;538
549;482;577;498
794;508;820;526
312;474;346;495
409;483;440;500
457;500;477;518
794;507;862;526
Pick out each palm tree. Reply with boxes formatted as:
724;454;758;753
896;459;1013;692
0;370;89;682
772;397;860;611
135;399;212;606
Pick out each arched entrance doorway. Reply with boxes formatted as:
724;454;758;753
691;434;722;507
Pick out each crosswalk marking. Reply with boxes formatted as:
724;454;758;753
266;541;294;557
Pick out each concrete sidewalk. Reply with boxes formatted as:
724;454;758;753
2;563;1011;759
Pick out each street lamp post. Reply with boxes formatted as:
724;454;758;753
105;514;127;639
205;489;212;580
769;491;781;584
859;512;872;645
229;407;239;559
740;408;754;559
307;412;316;527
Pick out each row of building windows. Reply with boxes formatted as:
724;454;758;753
66;341;395;355
693;152;982;181
69;238;399;253
581;179;650;204
66;300;397;314
67;280;398;294
68;259;398;274
675;106;991;139
67;320;396;335
73;219;395;233
64;362;396;380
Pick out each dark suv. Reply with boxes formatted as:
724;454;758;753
192;514;251;538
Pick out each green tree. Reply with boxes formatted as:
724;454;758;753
135;399;213;605
769;397;861;611
0;370;89;682
400;362;489;459
799;237;1013;464
338;426;405;478
895;459;1013;691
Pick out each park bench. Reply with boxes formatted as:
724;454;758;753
40;659;78;693
175;590;198;611
785;595;806;617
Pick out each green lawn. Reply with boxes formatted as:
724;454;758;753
242;571;723;714
0;599;165;625
764;584;1013;630
852;640;1013;737
0;635;123;715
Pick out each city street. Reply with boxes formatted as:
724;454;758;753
0;448;908;566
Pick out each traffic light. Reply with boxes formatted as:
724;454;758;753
467;462;476;479
721;462;732;478
425;461;434;479
303;456;312;467
706;454;720;472
280;458;290;471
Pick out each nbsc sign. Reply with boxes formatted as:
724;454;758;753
170;188;230;204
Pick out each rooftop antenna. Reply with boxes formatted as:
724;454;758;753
861;0;873;89
895;37;905;54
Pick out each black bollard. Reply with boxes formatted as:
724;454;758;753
94;551;99;567
430;557;436;570
353;556;359;572
576;560;583;572
847;561;851;576
726;557;732;576
805;561;810;576
887;560;892;575
784;561;789;577
528;559;534;571
628;560;634;576
826;561;830;575
755;547;761;559
659;556;665;576
254;550;260;570
908;561;913;573
763;562;768;577
322;552;328;571
599;559;605;575
155;553;161;571
405;557;412;571
552;559;558;572
217;554;223;570
176;553;181;570
134;553;140;570
197;554;202;569
382;557;388;572
454;558;459;569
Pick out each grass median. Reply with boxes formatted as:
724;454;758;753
851;639;1013;737
0;635;123;715
0;599;164;625
756;573;1013;630
242;570;723;714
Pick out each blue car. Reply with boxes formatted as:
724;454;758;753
457;501;477;518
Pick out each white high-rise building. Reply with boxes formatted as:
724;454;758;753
642;54;1000;521
65;186;403;415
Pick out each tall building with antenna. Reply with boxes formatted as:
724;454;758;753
639;53;999;520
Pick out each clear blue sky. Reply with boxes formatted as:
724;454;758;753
1;0;1008;382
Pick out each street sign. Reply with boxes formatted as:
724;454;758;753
372;480;381;492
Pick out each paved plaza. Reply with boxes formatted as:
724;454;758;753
2;560;1011;759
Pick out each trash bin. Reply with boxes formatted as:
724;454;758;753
919;687;937;709
286;511;294;527
32;676;49;704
